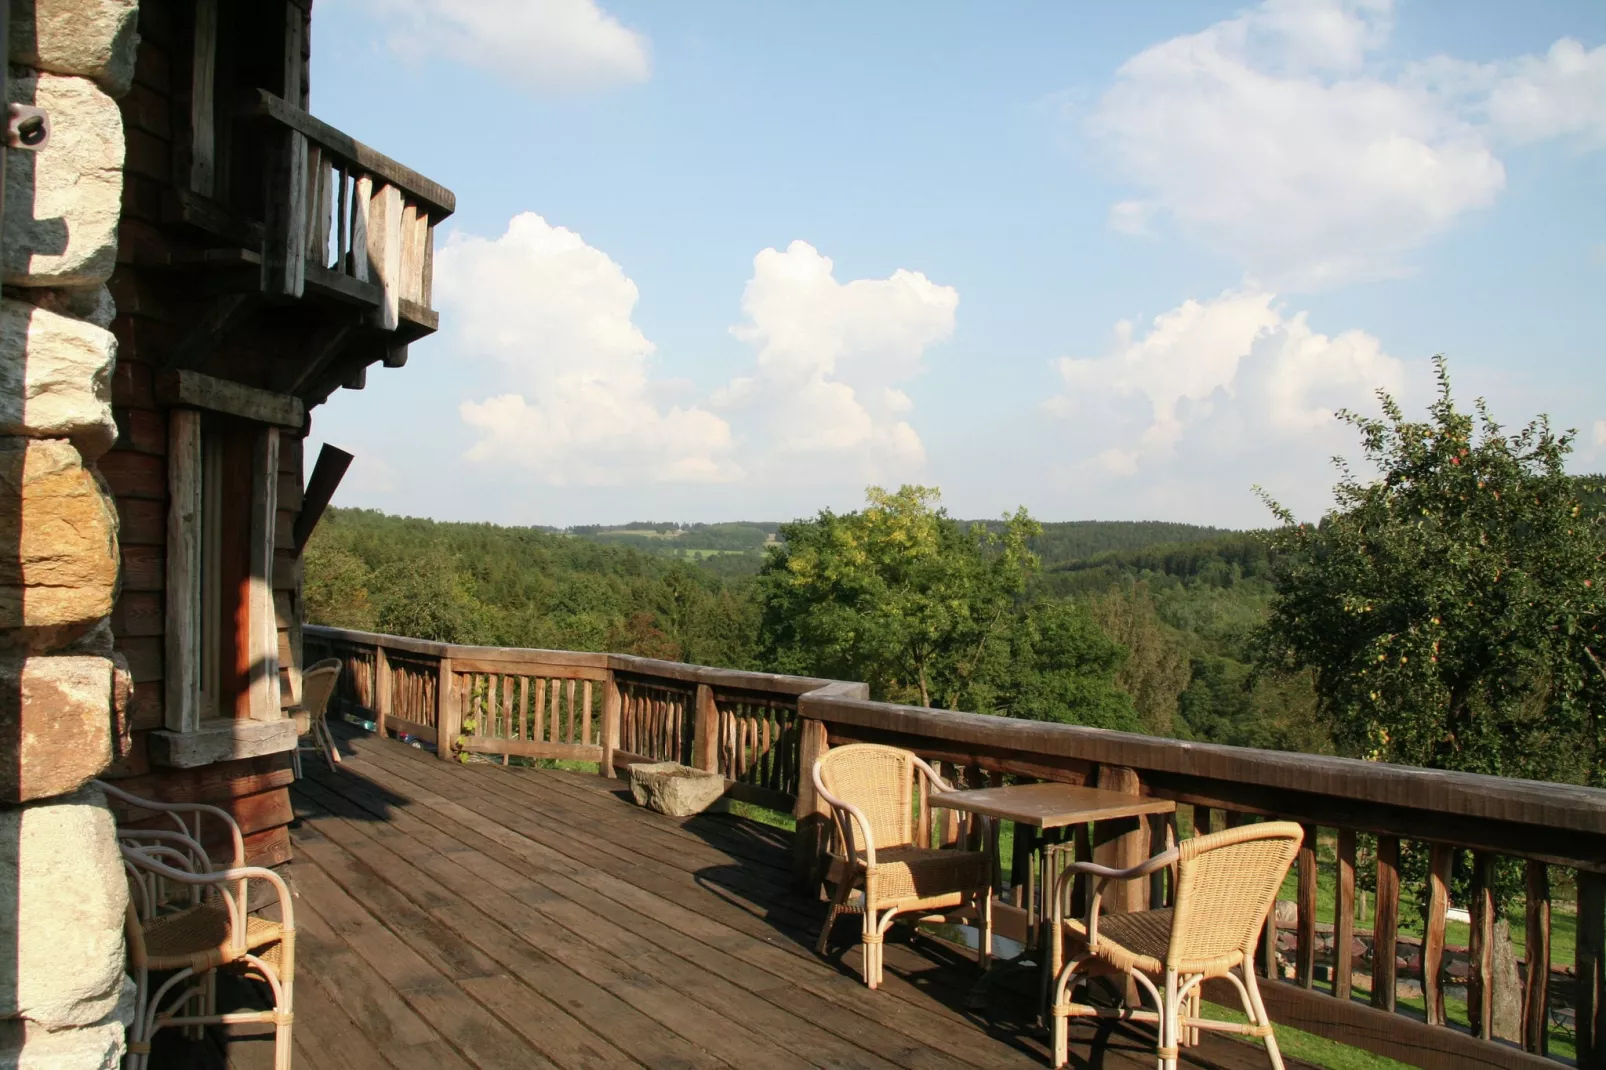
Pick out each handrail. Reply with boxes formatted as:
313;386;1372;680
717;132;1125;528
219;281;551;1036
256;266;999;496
302;623;1606;1070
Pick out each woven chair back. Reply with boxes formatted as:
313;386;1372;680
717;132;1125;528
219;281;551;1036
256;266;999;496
301;658;343;718
817;744;915;852
1167;820;1302;970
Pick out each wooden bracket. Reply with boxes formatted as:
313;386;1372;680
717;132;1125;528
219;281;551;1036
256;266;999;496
156;368;305;429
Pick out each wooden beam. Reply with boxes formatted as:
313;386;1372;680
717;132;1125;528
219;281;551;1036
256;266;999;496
600;672;621;780
1334;828;1356;1001
164;410;203;733
1296;824;1318;988
1373;835;1400;1012
278;317;359;395
693;683;718;773
261;125;307;297
292;444;353;555
1524;861;1551;1054
456;738;603;763
1579;871;1605;1070
246;426;281;721
157;368;305;429
367;183;403;331
1424;843;1453;1026
189;0;218;196
792;717;829;894
244;89;456;217
1469;852;1497;1040
435;657;458;761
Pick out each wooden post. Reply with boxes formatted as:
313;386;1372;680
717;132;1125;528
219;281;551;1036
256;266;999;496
368;183;403;330
1373;836;1400;1012
261;128;307;297
189;0;217;196
373;644;391;739
1424;843;1453;1026
435;656;457;761
1296;824;1318;988
792;717;829;895
1091;765;1147;914
164;410;203;733
1334;829;1356;1001
1468;852;1496;1040
246;426;281;720
1524;861;1551;1055
600;671;621;779
1578;871;1605;1070
693;683;718;773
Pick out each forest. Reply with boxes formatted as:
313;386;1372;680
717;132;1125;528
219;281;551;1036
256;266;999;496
304;505;1318;751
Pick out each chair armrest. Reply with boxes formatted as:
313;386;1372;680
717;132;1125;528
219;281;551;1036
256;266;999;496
96;779;246;871
120;847;295;948
1051;847;1180;947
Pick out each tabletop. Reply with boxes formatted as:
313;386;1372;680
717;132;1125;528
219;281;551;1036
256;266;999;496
929;782;1175;829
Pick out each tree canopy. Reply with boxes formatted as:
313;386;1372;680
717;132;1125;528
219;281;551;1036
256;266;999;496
1254;358;1606;786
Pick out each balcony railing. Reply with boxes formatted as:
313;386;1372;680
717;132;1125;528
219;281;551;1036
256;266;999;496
303;623;1606;1070
246;91;453;339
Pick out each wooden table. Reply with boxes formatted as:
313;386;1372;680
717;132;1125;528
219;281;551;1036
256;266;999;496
931;783;1176;1019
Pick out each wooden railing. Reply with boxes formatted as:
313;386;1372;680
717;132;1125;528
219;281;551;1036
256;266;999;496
303;625;1606;1070
247;91;452;336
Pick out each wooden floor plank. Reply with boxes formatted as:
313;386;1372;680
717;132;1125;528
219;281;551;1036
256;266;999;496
332;745;1026;1049
288;729;1310;1070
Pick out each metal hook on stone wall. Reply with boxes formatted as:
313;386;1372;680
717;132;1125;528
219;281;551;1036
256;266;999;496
7;104;49;151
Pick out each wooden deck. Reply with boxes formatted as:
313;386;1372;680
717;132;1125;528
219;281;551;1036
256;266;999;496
182;727;1307;1070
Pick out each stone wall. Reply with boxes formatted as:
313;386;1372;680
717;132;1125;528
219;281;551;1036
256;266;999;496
1;0;141;1065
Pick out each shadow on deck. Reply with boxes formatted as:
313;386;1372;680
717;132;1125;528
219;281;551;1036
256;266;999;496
176;727;1308;1070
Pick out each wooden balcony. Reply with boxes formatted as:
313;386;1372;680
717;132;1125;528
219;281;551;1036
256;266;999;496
244;625;1606;1070
177;725;1311;1070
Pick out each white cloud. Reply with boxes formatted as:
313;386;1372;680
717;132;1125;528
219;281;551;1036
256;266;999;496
1046;288;1407;523
439;213;736;485
714;241;958;483
1595;419;1606;447
369;0;649;91
1090;0;1606;288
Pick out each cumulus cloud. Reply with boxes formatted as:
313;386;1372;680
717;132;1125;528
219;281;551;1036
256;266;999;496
1045;288;1407;523
439;213;736;485
713;241;958;484
368;0;649;91
1089;0;1606;287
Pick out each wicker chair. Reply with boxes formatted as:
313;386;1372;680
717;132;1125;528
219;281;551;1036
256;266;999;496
99;779;295;1070
1048;820;1302;1070
291;657;343;777
812;743;994;989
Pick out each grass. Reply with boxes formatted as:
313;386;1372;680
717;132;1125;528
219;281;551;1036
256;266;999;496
1198;1001;1415;1070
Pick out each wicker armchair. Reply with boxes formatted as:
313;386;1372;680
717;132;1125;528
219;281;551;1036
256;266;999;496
291;657;343;777
1049;820;1302;1070
812;743;994;989
99;779;295;1070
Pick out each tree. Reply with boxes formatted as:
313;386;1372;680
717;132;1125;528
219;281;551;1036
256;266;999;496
756;485;1136;726
1254;357;1606;787
1086;584;1191;736
757;486;1037;708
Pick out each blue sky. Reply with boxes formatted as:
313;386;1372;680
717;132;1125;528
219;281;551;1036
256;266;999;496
307;0;1606;528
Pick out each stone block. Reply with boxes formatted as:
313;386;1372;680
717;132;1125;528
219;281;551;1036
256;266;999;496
0;979;132;1069
0;298;117;460
0;438;120;651
0;655;116;802
0;785;129;1032
7;0;140;96
3;74;124;287
628;761;726;817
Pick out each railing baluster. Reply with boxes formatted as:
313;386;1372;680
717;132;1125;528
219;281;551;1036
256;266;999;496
582;679;594;746
1334;828;1356;1001
1424;843;1453;1025
1579;869;1604;1069
1524;861;1551;1055
1373;835;1401;1012
1296;824;1318;988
